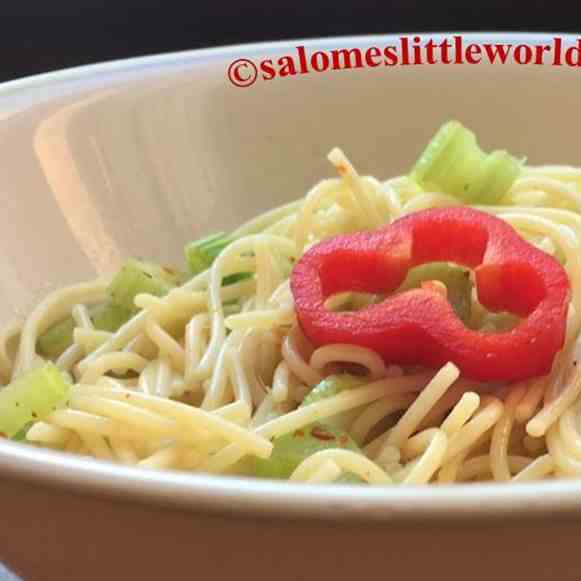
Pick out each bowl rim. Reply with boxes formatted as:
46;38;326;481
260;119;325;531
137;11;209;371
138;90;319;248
2;438;581;525
2;32;581;523
0;31;576;101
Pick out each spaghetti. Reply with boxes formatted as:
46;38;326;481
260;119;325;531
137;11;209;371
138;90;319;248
5;123;581;486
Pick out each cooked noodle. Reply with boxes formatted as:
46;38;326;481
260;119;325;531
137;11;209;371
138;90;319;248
6;147;581;486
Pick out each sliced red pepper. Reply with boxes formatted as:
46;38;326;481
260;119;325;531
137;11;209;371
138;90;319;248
290;207;570;383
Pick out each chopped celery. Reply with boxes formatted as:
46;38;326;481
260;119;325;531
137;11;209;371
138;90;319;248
301;374;364;407
37;302;133;359
223;272;253;286
476;150;523;203
398;262;472;324
301;374;366;431
90;302;133;332
37;317;75;359
12;424;31;441
185;232;251;284
255;422;360;480
185;232;234;275
0;363;70;438
39;258;178;357
480;312;521;333
410;120;522;204
108;259;179;314
255;376;367;480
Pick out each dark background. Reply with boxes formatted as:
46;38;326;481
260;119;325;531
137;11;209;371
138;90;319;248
1;1;581;82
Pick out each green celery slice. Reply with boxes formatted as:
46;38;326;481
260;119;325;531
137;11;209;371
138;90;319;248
223;272;253;286
184;232;251;285
476;150;523;203
301;374;365;407
301;374;365;430
254;375;368;482
38;256;177;359
185;232;233;275
398;262;472;324
37;318;75;359
410;120;523;204
255;422;360;480
108;259;180;314
90;302;133;332
0;363;70;438
11;424;32;441
37;302;133;359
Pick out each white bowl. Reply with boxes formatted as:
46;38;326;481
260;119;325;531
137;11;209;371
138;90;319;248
2;34;581;580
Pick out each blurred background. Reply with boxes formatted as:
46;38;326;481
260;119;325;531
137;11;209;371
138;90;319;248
2;1;581;82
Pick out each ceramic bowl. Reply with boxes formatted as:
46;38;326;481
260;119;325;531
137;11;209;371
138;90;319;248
1;34;580;581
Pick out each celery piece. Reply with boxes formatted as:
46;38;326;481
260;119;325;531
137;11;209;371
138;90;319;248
12;423;32;441
480;312;521;333
256;375;366;481
398;262;472;324
302;374;366;431
0;363;70;438
39;259;177;359
90;302;133;332
37;302;133;359
301;374;365;407
476;150;523;204
37;317;76;359
185;232;251;285
410;120;522;204
223;272;253;286
185;232;233;275
255;422;360;480
108;259;179;314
